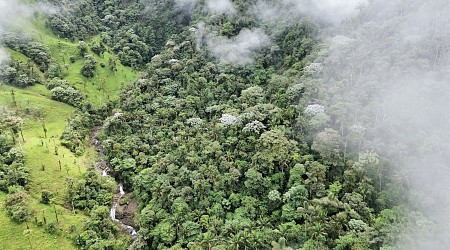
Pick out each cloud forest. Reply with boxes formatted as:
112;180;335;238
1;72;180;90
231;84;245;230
0;0;448;249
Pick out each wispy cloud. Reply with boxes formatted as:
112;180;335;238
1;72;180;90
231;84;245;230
205;28;270;65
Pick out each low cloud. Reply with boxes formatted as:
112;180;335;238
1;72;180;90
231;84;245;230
174;0;197;12
200;0;366;66
0;0;55;64
288;0;368;24
254;0;367;28
0;48;9;65
315;0;450;247
206;0;236;15
205;28;270;65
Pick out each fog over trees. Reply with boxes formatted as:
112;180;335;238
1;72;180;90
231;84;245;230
0;0;448;249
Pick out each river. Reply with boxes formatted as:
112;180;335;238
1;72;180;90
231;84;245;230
90;127;137;238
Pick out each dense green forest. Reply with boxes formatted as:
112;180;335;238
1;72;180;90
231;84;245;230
2;0;448;249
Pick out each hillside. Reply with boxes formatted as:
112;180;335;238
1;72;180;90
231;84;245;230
0;10;137;249
1;0;448;250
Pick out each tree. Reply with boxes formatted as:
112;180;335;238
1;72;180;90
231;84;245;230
81;55;96;77
271;237;294;250
0;108;22;144
312;128;342;162
5;185;31;223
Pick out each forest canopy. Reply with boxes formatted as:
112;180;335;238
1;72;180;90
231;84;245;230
1;0;441;249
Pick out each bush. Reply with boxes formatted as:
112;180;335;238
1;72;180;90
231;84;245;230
47;78;85;107
45;63;62;79
81;55;96;78
5;185;31;223
45;222;59;234
41;190;53;204
51;86;85;107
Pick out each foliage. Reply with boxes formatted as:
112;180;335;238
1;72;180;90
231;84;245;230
67;170;115;210
74;205;127;249
0;108;28;191
0;0;411;248
2;33;53;72
95;13;402;248
47;78;85;107
81;55;97;78
0;59;42;87
4;185;31;223
41;190;53;204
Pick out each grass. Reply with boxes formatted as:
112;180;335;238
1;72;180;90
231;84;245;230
31;17;138;106
0;16;139;249
0;85;83;250
0;193;76;250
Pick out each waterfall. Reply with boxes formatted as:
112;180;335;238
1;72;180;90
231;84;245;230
91;126;137;239
119;184;125;195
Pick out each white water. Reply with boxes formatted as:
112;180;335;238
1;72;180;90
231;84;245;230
91;127;137;238
119;184;125;195
109;184;137;236
110;203;118;221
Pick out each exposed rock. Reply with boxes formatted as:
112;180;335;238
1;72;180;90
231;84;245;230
116;193;138;227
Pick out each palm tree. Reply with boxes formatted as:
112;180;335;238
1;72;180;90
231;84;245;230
197;232;218;250
271;237;294;250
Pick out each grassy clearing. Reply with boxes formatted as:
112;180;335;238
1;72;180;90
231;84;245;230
0;16;139;249
0;84;88;202
0;85;85;249
0;193;76;250
32;18;138;106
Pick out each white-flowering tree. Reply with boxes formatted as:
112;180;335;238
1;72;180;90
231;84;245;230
304;104;330;130
242;120;266;134
268;190;281;201
353;151;381;188
219;114;239;126
303;63;323;78
186;118;203;127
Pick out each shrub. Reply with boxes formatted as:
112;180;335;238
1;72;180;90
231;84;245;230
5;185;31;223
41;190;53;204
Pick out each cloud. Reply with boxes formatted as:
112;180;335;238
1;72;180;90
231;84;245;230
198;0;365;66
205;28;270;65
254;0;367;28
288;0;368;24
0;48;9;65
174;0;197;12
206;0;236;15
0;0;55;27
314;0;450;247
173;0;236;15
0;0;55;64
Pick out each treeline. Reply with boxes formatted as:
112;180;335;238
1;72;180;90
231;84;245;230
0;33;87;108
47;0;189;68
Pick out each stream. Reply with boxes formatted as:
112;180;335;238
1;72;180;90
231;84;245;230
90;127;137;238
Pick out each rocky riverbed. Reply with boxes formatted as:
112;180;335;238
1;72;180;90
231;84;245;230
90;127;138;238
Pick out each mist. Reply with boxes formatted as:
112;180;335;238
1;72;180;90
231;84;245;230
0;0;55;65
204;28;270;65
316;0;450;248
206;0;236;15
254;0;367;27
0;48;8;65
198;0;366;65
174;0;235;15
